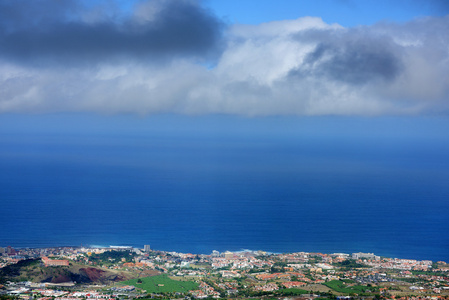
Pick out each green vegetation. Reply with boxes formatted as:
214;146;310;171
324;280;378;295
88;250;136;265
121;275;198;293
276;288;309;296
411;270;448;277
340;279;355;284
308;256;323;263
0;259;40;283
0;296;19;300
398;277;421;283
270;262;288;273
334;259;369;269
240;288;310;298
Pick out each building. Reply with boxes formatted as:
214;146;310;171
144;245;151;252
220;270;240;278
352;252;380;260
180;261;190;268
6;246;16;255
42;256;69;266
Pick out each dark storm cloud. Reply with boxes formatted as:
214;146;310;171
0;0;224;64
290;29;403;85
0;0;81;30
304;41;402;84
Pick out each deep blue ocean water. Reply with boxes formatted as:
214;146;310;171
1;115;448;261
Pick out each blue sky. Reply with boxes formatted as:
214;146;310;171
206;0;448;26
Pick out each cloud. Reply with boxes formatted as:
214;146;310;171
297;35;403;85
0;0;224;65
0;1;448;116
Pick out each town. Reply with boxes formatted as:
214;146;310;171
1;245;448;300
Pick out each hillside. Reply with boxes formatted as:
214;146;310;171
0;259;157;284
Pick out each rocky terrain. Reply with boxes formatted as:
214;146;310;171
0;259;146;284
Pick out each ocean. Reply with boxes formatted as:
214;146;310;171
1;114;448;261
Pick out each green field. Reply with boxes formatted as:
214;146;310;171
121;275;199;293
324;280;377;295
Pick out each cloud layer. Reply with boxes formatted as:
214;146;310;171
0;0;224;64
0;0;448;115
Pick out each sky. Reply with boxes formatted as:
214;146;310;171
0;0;448;117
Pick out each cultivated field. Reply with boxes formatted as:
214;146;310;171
121;275;198;293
